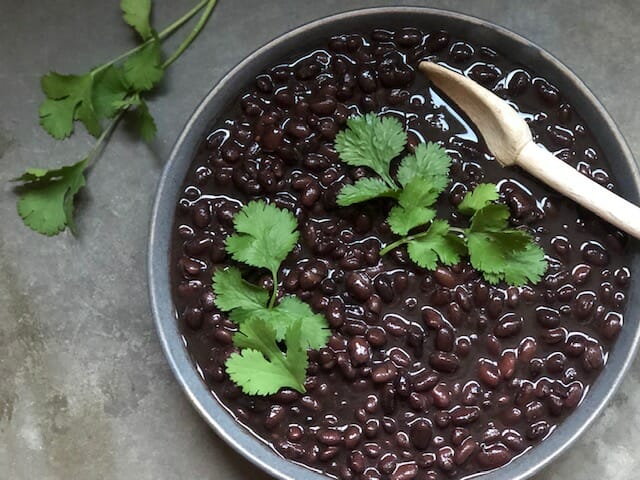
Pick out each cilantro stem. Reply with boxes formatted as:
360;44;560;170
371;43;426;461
379;225;468;256
268;269;279;309
379;236;414;256
162;0;218;69
86;110;125;167
91;0;211;76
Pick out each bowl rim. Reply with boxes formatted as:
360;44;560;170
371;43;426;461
148;6;640;480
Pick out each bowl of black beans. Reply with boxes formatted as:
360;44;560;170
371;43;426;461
149;7;640;480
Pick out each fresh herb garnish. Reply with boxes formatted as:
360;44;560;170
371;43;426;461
212;201;330;396
335;114;547;285
13;0;218;236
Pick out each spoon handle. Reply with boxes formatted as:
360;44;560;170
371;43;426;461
516;141;640;239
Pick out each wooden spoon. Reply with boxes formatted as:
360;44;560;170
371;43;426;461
419;61;640;240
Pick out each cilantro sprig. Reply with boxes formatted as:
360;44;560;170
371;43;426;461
212;201;330;396
335;114;547;286
13;0;218;236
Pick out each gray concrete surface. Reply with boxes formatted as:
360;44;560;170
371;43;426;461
1;0;639;478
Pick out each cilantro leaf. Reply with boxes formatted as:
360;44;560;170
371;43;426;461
123;39;164;91
39;73;98;139
498;243;547;285
458;183;500;215
14;158;88;236
337;178;397;206
469;203;510;232
41;72;90;100
397;176;441;209
334;113;406;187
39;97;77;140
466;203;547;285
467;233;546;285
388;206;435;236
226;201;299;274
406;220;466;269
91;66;129;119
267;296;330;349
226;318;307;395
396;142;451;188
121;0;153;40
212;267;269;313
127;99;157;141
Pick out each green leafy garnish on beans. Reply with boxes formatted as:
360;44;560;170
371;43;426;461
13;0;218;236
335;114;547;286
212;201;330;396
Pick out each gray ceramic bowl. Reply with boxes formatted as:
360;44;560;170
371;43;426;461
149;7;640;480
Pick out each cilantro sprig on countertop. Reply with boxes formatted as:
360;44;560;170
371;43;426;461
13;0;218;236
212;201;330;396
335;114;547;286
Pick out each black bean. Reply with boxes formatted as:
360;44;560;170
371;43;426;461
429;352;460;374
378;453;397;475
454;437;478;465
317;428;343;446
526;420;550;440
346;272;372;301
372;362;397;383
494;313;523;338
573;291;596;319
502;430;525;452
548;124;575;147
534;78;560;105
565;382;584;408
396;27;422;47
348;337;371;366
431;384;452;409
478;359;501;388
410;418;433;449
374;274;395;303
546;352;566;374
477;444;512;469
518;338;538;363
366;327;387;347
183;306;203;330
388;347;411;368
583;344;605;370
449;41;474;62
451;406;480;426
413;370;439;392
468;63;500;86
601;312;623;339
344;425;362;449
581;241;609;266
507;70;530;96
392;463;419;480
436;446;456;473
426;31;450;52
434;266;457;288
536;306;561;328
436;327;455;352
498;351;516;379
264;405;285;429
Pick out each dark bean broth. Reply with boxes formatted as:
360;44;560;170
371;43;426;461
171;28;631;480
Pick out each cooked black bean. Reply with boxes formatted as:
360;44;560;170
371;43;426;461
477;444;512;469
173;27;629;480
410;418;433;449
494;313;523;338
430;352;460;374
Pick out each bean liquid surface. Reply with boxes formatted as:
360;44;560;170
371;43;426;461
171;28;631;479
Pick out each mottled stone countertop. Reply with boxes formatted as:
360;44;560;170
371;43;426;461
1;0;639;478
